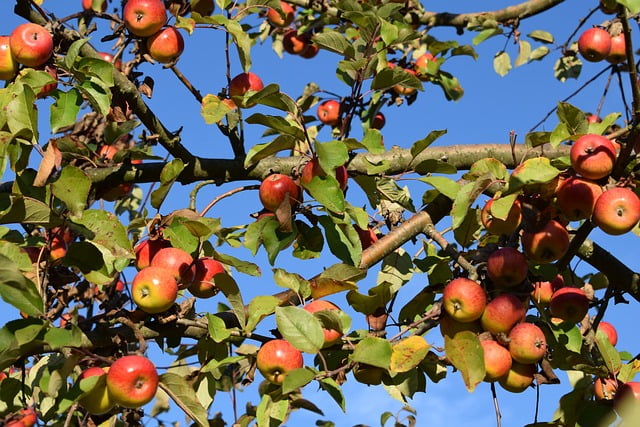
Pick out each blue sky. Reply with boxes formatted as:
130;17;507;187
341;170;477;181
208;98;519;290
1;0;638;426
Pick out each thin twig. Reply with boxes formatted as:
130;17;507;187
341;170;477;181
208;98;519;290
491;382;502;427
198;185;260;217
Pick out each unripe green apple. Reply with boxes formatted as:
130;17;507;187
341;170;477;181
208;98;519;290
78;366;114;415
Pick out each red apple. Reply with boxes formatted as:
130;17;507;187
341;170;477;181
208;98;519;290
266;1;295;27
592;187;640;235
414;52;437;81
481;198;522;235
123;0;167;38
392;67;418;96
498;361;536;393
481;339;512;382
98;51;123;70
486;247;528;288
259;173;301;212
480;293;527;334
303;299;343;347
146;26;184;63
614;381;640;412
9;23;54;68
354;225;378;250
508;322;547;364
597;321;618;346
587;114;602;124
570;134;616;180
106;355;159;408
78;366;114;415
555;176;603;221
282;30;310;55
299;42;319;59
49;236;67;263
189;257;224;298
578;27;611;62
442;277;487;323
530;274;564;307
317;99;341;126
300;158;348;192
82;0;107;12
549;287;590;324
521;219;570;264
131;266;178;313
11;407;37;427
371;112;385;130
0;36;19;81
256;339;303;384
607;33;626;64
150;247;196;287
229;72;264;105
134;237;171;270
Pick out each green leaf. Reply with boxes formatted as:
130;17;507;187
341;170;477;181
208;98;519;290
206;313;231;343
451;176;492;229
273;268;311;299
556;102;588;136
151;159;185;209
444;331;485;392
201;94;235;124
5;82;38;143
346;282;393;315
409;129;447;160
246;113;305;139
596;329;622;374
549;321;582;354
315;140;349;173
515;40;531;67
64;38;90;70
244;295;281;333
318;216;361;266
419;176;460;200
44;325;87;351
525;131;552;148
507;157;560;194
0;194;61;226
472;28;503;45
371;67;423;92
160;373;209;427
554;55;582;82
528;30;554;44
51;166;91;217
493;51;511;77
529;46;550;61
214;273;246;329
77;79;111;116
376;178;415;212
73;209;133;260
313;31;352;56
275;306;324;353
618;0;640;14
75;57;114;86
319;377;346;411
50;89;83;134
244;134;297;168
350;337;392;369
282;368;316;394
361;129;385;155
0;254;44;316
301;173;346;214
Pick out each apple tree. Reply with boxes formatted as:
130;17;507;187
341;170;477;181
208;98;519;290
1;0;640;425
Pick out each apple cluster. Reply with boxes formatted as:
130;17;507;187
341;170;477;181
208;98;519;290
265;0;319;59
578;26;626;64
0;23;54;83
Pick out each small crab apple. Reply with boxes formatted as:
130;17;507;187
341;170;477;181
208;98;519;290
106;355;159;408
131;266;178;313
256;339;303;384
0;36;19;81
481;293;527;334
597;321;618;346
229;72;264;107
303;299;343;347
614;381;640;412
134;237;171;270
266;1;295;27
82;0;107;12
371;112;386;130
98;51;123;70
300;158;348;192
498;361;536;393
531;274;564;307
259;173;301;212
508;322;547;364
486;247;529;288
392;67;418;96
570;134;616;180
587;114;602;124
414;52;437;80
578;27;612;62
123;0;167;37
150;247;196;287
146;26;184;63
189;257;224;298
607;33;627;64
481;339;512;382
555;176;603;221
9;23;54;68
317;99;341;126
78;367;114;415
442;278;487;323
481;198;522;235
592;187;640;235
521;219;570;264
299;42;319;59
549;287;590;324
282;30;309;55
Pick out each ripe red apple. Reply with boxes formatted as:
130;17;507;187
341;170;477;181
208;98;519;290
530;274;564;307
481;198;522;235
131;266;178;313
303;299;343;347
229;72;264;107
317;99;341;126
300;158;348;192
414;52;437;81
586;114;602;124
549;287;590;324
150;247;196;287
481;339;512;382
82;0;107;12
123;0;167;37
570;134;616;180
354;225;378;250
189;257;224;298
299;42;319;59
146;26;184;63
370;112;386;130
392;67;418;96
486;247;528;288
508;322;547;364
266;1;295;27
98;51;123;70
9;23;54;68
282;30;310;55
78;366;114;415
259;173;301;212
578;27;612;62
498;361;536;393
597;321;618;346
9;408;37;427
555;176;603;221
134;237;171;270
614;381;640;412
0;36;19;81
49;236;68;263
191;0;214;16
594;376;620;400
442;277;487;323
481;293;527;334
607;33;626;64
592;187;640;235
106;355;159;408
521;219;570;264
256;339;303;384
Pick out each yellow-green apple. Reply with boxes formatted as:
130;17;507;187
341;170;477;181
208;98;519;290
106;355;159;408
486;247;528;288
146;26;184;63
442;277;487;323
481;339;512;382
498;361;536;393
439;312;482;337
530;274;563;307
191;0;214;15
414;52;437;81
371;112;385;129
521;219;570;264
549;287;589;324
131;266;178;313
150;247;196;287
300;158;348;192
555;176;603;221
578;27;611;62
317;99;341;126
597;321;618;346
282;30;309;55
123;0;167;37
481;198;522;235
0;36;18;81
607;33;626;64
82;0;107;12
229;72;264;107
266;1;295;27
594;376;620;400
256;339;303;384
303;299;343;347
188;257;224;298
134;237;171;270
259;173;301;212
480;293;526;334
508;322;547;364
592;187;640;235
354;225;378;250
9;23;54;68
570;134;616;180
78;367;114;415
